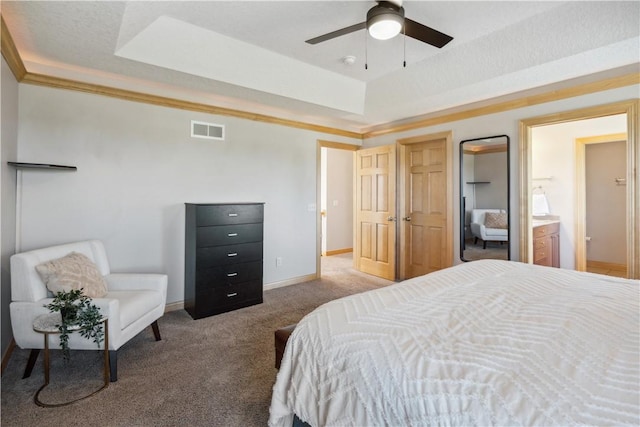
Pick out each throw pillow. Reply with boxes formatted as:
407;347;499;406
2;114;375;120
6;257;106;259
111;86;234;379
35;252;108;298
484;212;508;229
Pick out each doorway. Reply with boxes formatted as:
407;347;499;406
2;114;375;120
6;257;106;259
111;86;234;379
317;140;358;277
519;100;639;278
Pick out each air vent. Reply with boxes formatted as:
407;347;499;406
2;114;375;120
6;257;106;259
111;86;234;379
191;120;225;140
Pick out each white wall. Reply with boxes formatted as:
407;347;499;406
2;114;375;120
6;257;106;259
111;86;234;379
1;58;20;355
363;84;639;264
15;85;360;304
474;151;508;210
325;148;353;253
531;115;627;269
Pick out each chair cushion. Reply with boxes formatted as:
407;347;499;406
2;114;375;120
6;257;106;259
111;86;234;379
107;290;164;329
484;228;508;238
35;252;108;298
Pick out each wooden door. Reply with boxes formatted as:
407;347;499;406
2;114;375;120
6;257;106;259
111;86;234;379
355;145;396;280
401;138;450;279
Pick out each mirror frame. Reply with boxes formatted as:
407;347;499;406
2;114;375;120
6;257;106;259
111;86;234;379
459;135;510;262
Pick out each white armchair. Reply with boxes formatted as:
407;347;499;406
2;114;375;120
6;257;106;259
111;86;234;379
9;240;167;382
470;209;508;249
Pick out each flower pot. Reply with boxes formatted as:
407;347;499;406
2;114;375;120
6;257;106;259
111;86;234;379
60;306;78;324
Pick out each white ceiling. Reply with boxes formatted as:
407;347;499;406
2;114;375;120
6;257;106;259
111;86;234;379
2;1;639;133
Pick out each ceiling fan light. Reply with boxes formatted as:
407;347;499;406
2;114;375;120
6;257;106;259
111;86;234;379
368;18;403;40
366;3;405;40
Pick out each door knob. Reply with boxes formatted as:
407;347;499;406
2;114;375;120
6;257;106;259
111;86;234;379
403;217;411;221
387;216;396;222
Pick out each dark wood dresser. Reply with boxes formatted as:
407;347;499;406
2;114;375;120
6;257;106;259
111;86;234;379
533;221;560;268
185;203;264;319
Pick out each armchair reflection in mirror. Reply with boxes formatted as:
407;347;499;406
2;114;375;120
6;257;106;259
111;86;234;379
460;135;510;261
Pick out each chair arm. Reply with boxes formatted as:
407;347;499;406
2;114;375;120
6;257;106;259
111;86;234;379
90;298;123;347
478;224;488;239
90;298;120;321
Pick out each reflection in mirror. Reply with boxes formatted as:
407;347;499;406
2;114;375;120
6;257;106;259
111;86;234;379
460;135;510;261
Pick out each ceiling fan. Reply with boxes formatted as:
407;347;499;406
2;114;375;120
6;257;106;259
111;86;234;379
305;0;453;48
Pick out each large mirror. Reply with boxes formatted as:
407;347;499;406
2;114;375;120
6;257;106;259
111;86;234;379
460;135;510;261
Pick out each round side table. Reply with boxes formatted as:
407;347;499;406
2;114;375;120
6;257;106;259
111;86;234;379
32;312;110;407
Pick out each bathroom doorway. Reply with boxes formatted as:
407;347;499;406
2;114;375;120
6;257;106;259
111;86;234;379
520;100;638;278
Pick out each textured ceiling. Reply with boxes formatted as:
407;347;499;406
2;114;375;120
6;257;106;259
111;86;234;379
2;1;639;132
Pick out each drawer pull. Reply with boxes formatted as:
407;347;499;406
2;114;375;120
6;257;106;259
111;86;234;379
227;272;238;277
228;213;238;217
227;252;238;257
227;292;238;298
227;233;238;237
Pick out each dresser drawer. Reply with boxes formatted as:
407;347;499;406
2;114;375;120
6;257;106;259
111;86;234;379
533;222;559;238
195;280;263;317
534;240;548;262
209;280;262;303
196;223;263;248
196;261;262;288
535;254;551;266
196;204;263;226
196;242;262;267
534;236;548;250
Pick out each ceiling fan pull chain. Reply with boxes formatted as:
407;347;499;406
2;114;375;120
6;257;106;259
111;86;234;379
403;25;406;68
365;30;368;70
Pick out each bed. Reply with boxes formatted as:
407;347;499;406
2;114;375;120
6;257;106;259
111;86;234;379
269;260;639;426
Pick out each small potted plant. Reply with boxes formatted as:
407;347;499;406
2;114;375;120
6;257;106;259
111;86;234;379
45;289;105;360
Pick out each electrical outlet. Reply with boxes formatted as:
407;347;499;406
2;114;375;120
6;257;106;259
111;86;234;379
276;257;283;267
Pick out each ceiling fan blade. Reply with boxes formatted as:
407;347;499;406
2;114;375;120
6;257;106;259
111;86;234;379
305;22;366;45
404;18;453;48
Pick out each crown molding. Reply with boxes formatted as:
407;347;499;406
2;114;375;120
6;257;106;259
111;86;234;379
1;16;26;81
20;72;363;139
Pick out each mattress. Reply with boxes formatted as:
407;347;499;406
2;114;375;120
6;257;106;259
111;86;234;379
269;260;640;426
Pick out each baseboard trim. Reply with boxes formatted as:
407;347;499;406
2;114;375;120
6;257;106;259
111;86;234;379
264;274;318;291
325;248;353;256
1;338;16;376
586;260;627;271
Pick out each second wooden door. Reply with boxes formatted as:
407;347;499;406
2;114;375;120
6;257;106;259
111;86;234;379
400;137;451;279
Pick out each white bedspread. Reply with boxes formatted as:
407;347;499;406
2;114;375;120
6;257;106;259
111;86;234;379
269;260;640;426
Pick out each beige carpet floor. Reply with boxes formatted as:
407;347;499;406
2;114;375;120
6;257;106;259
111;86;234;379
1;254;391;426
462;238;508;261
